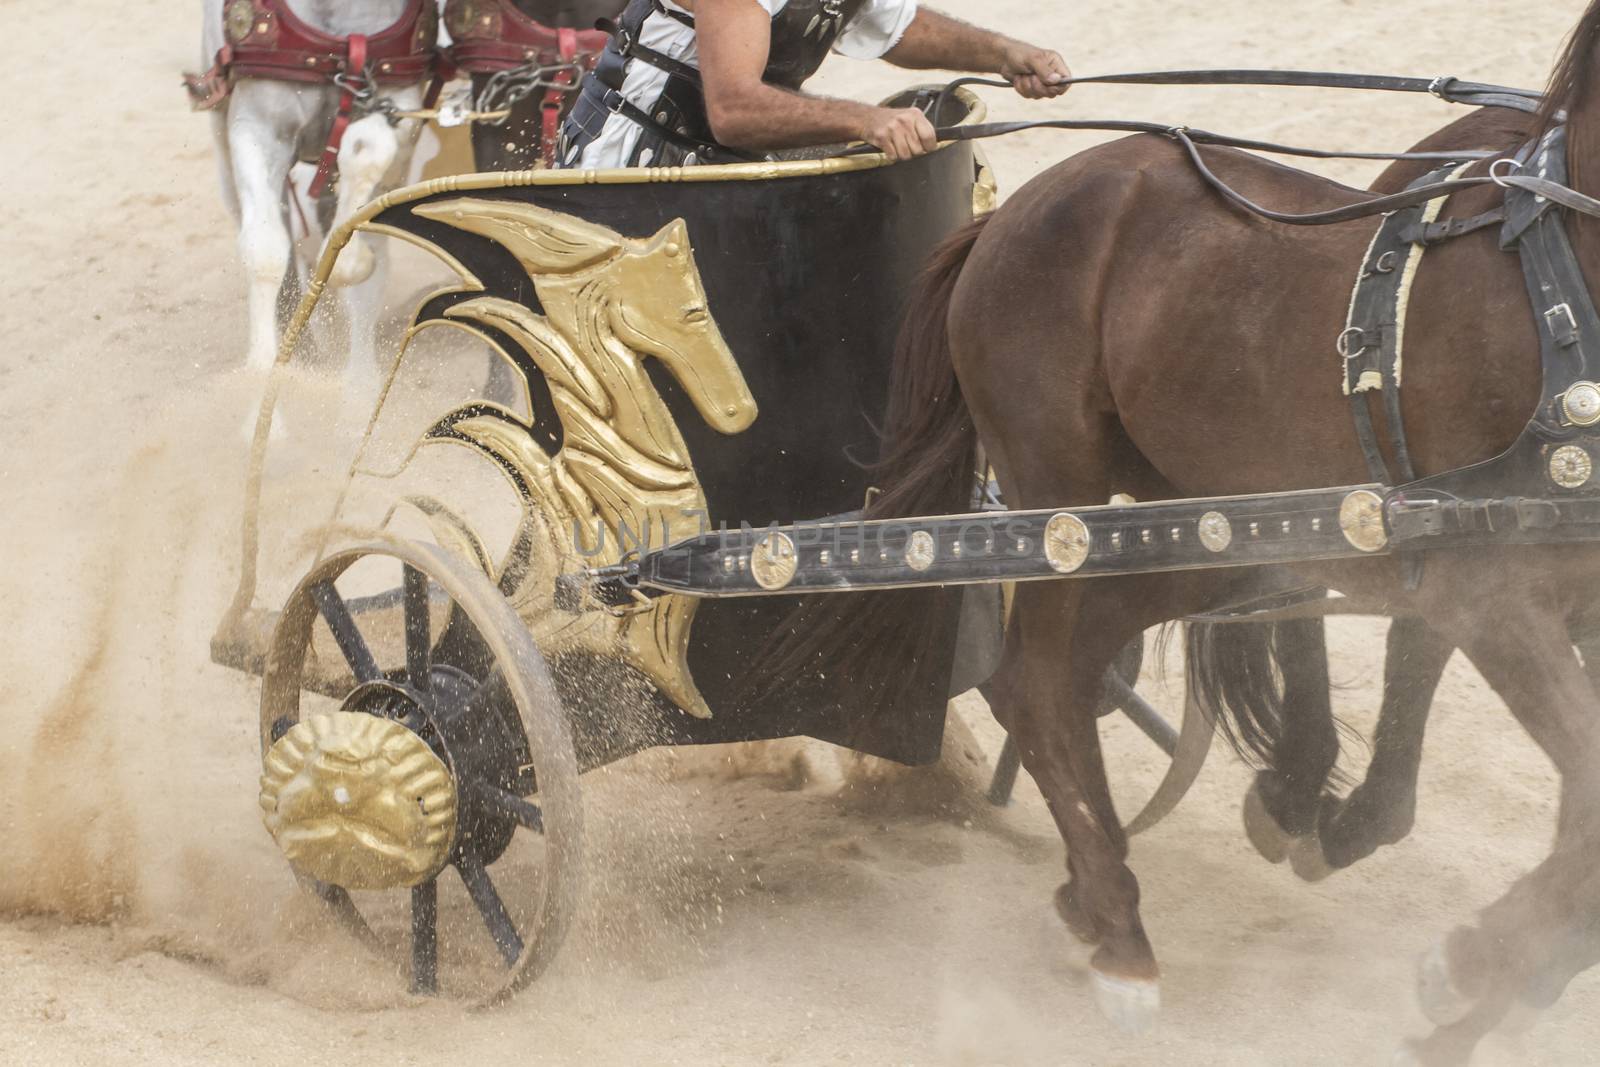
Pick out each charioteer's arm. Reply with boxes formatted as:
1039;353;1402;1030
697;0;937;159
883;8;1072;100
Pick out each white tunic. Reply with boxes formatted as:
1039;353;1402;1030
567;0;919;169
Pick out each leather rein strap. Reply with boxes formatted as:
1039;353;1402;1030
859;69;1568;231
938;70;1542;113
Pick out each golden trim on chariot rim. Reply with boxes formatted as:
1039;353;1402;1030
1338;489;1389;553
259;711;457;891
359;221;488;292
224;89;986;652
405;199;758;719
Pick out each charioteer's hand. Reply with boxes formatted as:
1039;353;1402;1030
1001;44;1071;99
861;106;939;161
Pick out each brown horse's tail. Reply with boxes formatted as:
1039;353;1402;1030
1186;616;1353;782
748;216;990;712
872;214;990;524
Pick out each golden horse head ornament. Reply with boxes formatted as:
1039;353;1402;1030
410;199;759;719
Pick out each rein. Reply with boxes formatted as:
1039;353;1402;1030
857;70;1595;232
934;71;1542;115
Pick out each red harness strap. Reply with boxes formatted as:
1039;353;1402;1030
445;0;605;72
310;33;369;198
221;0;436;85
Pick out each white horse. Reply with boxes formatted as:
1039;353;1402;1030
200;0;431;409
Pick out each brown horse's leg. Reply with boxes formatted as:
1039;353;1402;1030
989;575;1205;1034
1312;617;1454;871
1406;593;1600;1048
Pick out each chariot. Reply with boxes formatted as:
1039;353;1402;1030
213;64;1600;1011
213;85;1215;1002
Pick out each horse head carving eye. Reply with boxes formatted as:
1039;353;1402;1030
683;305;709;325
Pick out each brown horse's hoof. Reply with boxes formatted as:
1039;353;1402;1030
1242;778;1293;864
1391;1039;1425;1067
1091;968;1160;1035
1498;996;1543;1036
1287;835;1335;883
1417;939;1476;1026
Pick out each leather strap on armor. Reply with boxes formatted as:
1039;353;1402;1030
560;0;862;167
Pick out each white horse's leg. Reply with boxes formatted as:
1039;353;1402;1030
226;92;300;373
326;113;401;288
210;109;241;222
325;105;424;426
337;250;389;434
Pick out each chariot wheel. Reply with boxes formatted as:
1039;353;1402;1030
987;630;1215;835
258;535;582;1005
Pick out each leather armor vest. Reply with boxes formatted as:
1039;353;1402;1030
560;0;868;167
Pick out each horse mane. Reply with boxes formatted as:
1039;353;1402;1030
1537;0;1600;139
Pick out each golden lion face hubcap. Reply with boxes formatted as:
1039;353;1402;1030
259;712;457;891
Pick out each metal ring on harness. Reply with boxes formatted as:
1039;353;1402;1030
1490;157;1523;188
1336;326;1370;359
332;70;375;99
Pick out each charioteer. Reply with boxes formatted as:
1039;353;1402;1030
558;0;1070;167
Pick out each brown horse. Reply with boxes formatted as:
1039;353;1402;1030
837;9;1600;1062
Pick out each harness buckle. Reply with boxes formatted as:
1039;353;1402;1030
1426;75;1458;100
1545;303;1580;348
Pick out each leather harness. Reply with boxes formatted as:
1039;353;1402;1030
186;0;441;197
1381;126;1600;550
445;0;609;167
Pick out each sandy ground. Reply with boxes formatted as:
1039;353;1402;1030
3;0;1598;1064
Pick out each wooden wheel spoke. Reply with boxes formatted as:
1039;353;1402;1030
411;878;438;995
472;781;545;832
270;541;582;1005
403;565;431;697
310;580;382;683
462;670;505;719
457;853;524;967
1103;672;1179;756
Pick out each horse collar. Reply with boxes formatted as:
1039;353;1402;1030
1344;125;1600;547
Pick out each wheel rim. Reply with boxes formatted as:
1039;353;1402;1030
259;535;582;1006
1104;629;1214;835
